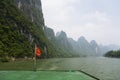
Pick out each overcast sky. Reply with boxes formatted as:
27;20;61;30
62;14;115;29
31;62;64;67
41;0;120;45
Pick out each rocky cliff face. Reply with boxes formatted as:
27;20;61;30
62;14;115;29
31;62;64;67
13;0;45;45
0;0;59;59
14;0;44;29
13;0;47;55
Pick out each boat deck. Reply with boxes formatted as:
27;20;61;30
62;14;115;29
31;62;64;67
0;71;97;80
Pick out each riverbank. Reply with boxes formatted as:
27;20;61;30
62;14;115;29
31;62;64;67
0;59;34;70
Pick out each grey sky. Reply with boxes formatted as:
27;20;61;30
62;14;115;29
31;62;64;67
41;0;120;45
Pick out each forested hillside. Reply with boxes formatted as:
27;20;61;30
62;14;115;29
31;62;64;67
104;50;120;58
0;0;61;61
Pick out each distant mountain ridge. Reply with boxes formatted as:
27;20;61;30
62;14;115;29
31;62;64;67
69;36;120;56
45;27;120;57
45;26;101;57
44;27;79;57
68;36;99;56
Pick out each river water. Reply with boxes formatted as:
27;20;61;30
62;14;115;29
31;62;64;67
38;57;120;80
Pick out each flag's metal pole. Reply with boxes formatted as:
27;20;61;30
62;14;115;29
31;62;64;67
34;44;37;71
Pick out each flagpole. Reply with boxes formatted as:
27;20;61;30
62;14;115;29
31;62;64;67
34;44;37;71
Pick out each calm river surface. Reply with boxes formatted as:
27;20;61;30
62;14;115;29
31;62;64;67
38;57;120;80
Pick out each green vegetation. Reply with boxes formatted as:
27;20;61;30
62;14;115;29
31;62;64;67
0;0;66;61
0;0;34;60
104;50;120;58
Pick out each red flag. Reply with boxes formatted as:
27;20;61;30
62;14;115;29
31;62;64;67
35;44;42;57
